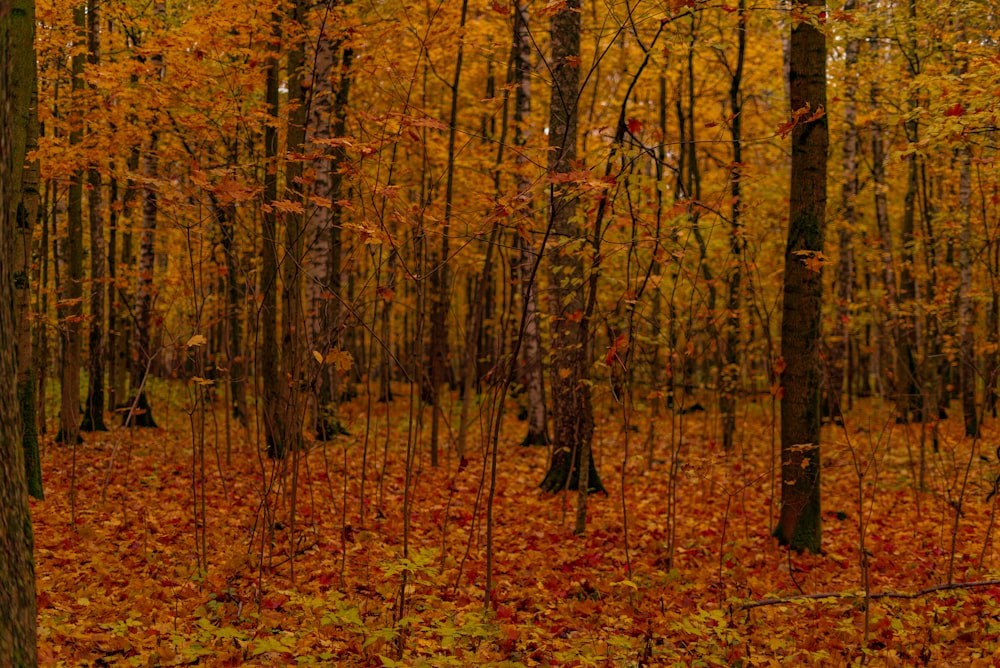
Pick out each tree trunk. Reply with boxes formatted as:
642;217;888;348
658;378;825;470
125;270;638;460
539;0;604;506
721;0;745;450
81;0;107;432
58;4;86;444
12;0;41;497
776;0;827;554
307;25;352;441
277;0;308;458
828;0;859;424
1;2;39;658
261;16;282;456
958;146;977;436
126;1;165;428
513;0;549;447
128;130;159;429
428;0;470;465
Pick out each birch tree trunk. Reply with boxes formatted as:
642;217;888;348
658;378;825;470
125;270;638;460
127;0;165;428
539;0;604;511
307;18;352;440
513;0;549;447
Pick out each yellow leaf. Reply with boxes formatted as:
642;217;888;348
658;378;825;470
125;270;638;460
186;334;207;347
312;350;324;364
325;349;354;371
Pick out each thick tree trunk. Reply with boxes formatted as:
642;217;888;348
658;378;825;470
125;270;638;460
539;0;604;507
307;28;352;441
12;0;41;497
777;0;827;554
1;2;39;658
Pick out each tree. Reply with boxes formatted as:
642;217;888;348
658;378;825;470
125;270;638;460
306;11;352;441
512;0;550;448
1;0;39;660
57;4;86;444
80;0;108;433
776;0;827;553
539;0;605;510
127;2;165;429
260;12;282;457
11;0;41;497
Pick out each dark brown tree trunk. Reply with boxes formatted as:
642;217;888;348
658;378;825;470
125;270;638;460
126;1;165;428
958;146;977;437
58;4;86;444
261;16;281;456
128;130;159;429
81;0;107;432
776;0;827;554
428;0;470;465
12;0;41;497
1;1;39;658
277;0;308;458
720;0;746;451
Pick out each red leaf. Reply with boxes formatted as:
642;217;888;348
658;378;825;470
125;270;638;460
626;117;643;134
945;102;965;117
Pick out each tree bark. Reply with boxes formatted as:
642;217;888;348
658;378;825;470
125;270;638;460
126;1;165;428
12;0;41;497
428;0;470;465
261;16;282;456
58;4;86;444
307;19;352;441
278;0;308;457
81;0;107;432
958;146;977;436
721;0;746;451
777;0;827;554
539;0;604;505
1;1;39;659
513;0;549;447
828;0;859;423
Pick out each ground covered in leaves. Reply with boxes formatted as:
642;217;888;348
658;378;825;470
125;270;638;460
31;386;1000;666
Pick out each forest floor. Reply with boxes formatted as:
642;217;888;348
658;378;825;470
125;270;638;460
30;384;1000;666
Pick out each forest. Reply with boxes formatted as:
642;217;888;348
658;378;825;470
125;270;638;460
2;0;1000;664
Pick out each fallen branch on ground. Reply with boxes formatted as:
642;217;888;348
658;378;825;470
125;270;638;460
734;579;1000;612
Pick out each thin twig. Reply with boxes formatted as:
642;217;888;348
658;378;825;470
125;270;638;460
734;579;1000;612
